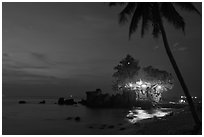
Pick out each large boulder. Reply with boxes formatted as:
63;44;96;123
58;97;65;105
64;99;77;105
18;100;26;104
78;99;87;105
75;116;81;121
39;100;46;104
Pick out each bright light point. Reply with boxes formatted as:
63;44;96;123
195;97;197;99
136;79;143;85
141;84;147;89
157;85;162;89
124;79;172;103
179;99;186;103
127;62;130;64
169;101;175;104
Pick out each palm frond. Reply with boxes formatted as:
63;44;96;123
174;2;201;15
141;3;151;37
152;24;160;38
151;3;161;38
141;15;149;37
129;4;143;39
161;3;185;32
119;3;137;24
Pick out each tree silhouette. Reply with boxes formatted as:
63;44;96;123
142;65;173;84
109;2;201;130
112;54;140;91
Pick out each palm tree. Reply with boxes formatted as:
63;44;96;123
109;2;201;131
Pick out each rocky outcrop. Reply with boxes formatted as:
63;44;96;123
57;97;77;105
18;101;27;104
58;97;65;105
39;100;46;104
64;99;77;105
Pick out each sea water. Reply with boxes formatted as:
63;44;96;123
3;96;174;135
3;96;132;135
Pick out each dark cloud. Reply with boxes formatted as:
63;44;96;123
3;52;9;57
3;68;63;85
30;52;46;59
30;52;51;63
3;52;49;70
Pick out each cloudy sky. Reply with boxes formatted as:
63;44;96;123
2;2;202;98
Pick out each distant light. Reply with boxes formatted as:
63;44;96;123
157;85;162;90
136;79;143;85
127;62;130;64
179;99;186;103
141;84;147;89
169;101;176;104
195;96;197;99
129;83;133;87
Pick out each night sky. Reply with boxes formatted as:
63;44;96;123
2;2;202;99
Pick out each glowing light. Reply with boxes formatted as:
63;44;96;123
124;79;172;103
141;84;147;89
157;85;162;89
169;101;176;104
195;96;197;99
126;108;172;124
181;96;186;99
136;79;143;86
179;99;186;103
129;83;133;87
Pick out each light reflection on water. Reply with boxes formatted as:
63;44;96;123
126;108;172;124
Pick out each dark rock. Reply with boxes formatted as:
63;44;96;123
64;99;77;105
108;125;114;129
58;97;65;105
75;116;81;121
66;117;73;120
119;127;126;130
88;126;93;129
99;124;107;129
101;124;107;127
18;101;26;104
134;123;141;127
78;99;87;105
39;100;46;104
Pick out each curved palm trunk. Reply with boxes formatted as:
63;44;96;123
158;18;201;129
